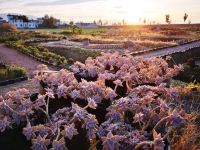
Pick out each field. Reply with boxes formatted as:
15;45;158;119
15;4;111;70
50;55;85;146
0;24;200;150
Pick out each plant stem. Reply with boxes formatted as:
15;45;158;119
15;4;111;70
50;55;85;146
154;116;169;131
55;128;61;141
89;140;100;150
135;141;152;150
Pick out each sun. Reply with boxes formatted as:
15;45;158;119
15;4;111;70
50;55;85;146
121;0;153;24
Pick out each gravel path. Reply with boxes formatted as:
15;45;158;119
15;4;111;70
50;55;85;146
0;43;57;76
0;79;39;96
0;43;43;75
0;43;58;95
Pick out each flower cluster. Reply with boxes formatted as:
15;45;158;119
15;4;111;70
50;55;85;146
70;52;183;87
0;53;188;150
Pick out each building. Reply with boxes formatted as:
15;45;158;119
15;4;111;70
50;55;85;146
56;19;61;27
0;17;6;24
76;22;99;29
7;14;39;29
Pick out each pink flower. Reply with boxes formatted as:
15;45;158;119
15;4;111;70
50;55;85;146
62;123;78;140
87;98;97;109
101;131;125;150
45;88;55;99
166;56;172;61
32;135;51;150
51;138;67;150
105;88;117;100
113;79;123;87
57;84;67;98
153;130;165;150
133;112;144;123
70;89;81;100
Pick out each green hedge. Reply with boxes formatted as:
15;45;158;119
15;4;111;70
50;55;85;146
6;41;68;66
0;66;27;81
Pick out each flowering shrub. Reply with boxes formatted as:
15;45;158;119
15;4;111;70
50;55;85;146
0;53;190;150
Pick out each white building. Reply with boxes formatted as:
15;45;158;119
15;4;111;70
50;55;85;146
0;17;6;24
7;14;39;29
76;22;99;29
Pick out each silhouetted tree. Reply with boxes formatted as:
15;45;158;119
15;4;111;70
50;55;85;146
122;19;126;25
184;13;188;22
93;20;97;25
143;18;146;24
98;19;103;26
165;14;171;24
21;15;28;22
42;15;57;28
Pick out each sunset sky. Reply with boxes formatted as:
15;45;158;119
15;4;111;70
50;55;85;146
0;0;199;24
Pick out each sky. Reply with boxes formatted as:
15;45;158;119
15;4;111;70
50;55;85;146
0;0;199;24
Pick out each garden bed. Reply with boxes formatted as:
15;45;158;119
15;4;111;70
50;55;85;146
0;65;27;83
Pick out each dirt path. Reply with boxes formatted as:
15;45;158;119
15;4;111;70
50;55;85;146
0;79;39;96
0;43;59;95
0;43;57;75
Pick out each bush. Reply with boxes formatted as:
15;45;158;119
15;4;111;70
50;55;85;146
0;65;27;81
0;23;17;32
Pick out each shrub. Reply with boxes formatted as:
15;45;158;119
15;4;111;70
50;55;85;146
0;65;27;81
0;23;17;32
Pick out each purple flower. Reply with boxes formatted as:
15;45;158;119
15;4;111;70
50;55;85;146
101;131;125;150
32;135;51;150
45;88;55;99
153;130;165;150
72;103;86;119
70;89;81;100
83;115;98;139
113;80;123;87
20;99;33;115
23;125;35;140
57;84;67;98
105;88;117;100
51;138;67;150
87;98;97;109
0;117;11;132
61;123;78;140
133;112;144;123
167;109;186;128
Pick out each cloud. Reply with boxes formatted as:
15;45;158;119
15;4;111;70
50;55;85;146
25;0;102;6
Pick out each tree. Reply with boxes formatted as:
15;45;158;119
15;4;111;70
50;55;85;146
98;19;103;26
93;20;97;25
69;21;74;26
184;13;188;22
42;15;57;28
143;18;146;25
165;14;171;24
122;19;126;26
21;15;28;22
